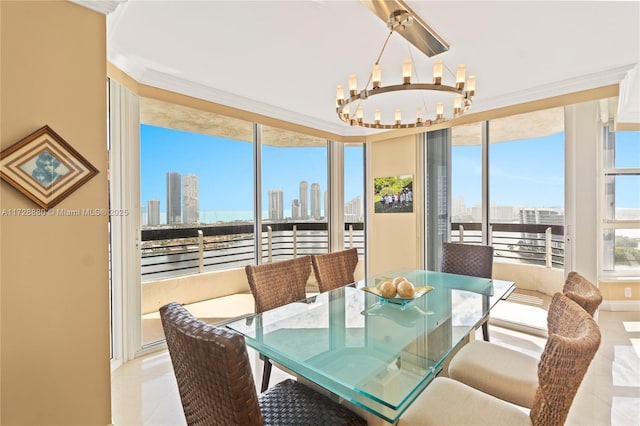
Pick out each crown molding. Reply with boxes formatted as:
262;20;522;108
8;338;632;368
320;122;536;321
472;64;635;115
70;0;126;15
617;63;640;125
109;57;635;139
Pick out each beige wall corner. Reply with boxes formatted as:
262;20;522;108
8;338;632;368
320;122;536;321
1;2;111;425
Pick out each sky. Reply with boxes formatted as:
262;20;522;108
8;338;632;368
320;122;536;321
140;125;364;214
141;124;639;216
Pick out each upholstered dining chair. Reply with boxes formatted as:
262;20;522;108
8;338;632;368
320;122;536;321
400;292;601;425
311;248;359;293
245;256;312;392
446;271;603;409
563;271;603;317
160;302;366;426
441;242;494;341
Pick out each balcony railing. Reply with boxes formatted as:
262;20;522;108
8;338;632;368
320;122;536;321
141;222;364;282
451;222;565;268
140;221;563;282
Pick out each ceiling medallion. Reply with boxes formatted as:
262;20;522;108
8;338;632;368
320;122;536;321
335;9;476;130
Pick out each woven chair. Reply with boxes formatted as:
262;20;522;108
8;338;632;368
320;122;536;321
311;248;359;293
160;302;366;426
563;271;603;317
245;256;311;392
441;242;494;341
447;273;603;409
400;292;601;425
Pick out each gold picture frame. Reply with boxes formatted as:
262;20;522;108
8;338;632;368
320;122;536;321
0;125;98;210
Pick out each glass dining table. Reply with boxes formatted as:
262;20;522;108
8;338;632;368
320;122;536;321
225;268;516;424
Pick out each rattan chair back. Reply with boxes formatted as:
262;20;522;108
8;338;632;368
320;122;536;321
311;248;359;293
245;256;311;313
529;293;601;426
160;302;367;426
441;242;494;279
563;271;603;317
160;302;263;426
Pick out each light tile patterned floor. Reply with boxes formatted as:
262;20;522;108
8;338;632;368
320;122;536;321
112;308;640;425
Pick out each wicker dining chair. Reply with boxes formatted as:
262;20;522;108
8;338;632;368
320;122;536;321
441;242;494;341
563;271;603;317
245;256;312;392
311;248;359;293
160;302;366;426
400;292;601;425
447;272;603;409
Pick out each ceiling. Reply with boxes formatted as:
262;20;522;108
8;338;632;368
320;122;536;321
105;1;640;137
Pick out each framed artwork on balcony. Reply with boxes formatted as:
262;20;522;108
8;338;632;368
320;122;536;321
0;125;98;210
374;174;413;213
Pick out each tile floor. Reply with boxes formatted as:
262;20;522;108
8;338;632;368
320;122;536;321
111;309;640;426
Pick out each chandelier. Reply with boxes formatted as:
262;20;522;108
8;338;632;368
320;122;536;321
335;9;476;130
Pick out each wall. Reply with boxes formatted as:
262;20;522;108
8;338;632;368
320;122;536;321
368;135;420;274
493;262;564;296
142;269;250;314
0;2;111;425
142;261;366;314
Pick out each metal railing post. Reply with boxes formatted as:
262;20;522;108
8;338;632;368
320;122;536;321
293;225;297;258
545;227;552;268
198;230;204;273
349;224;354;248
267;226;273;263
459;225;464;243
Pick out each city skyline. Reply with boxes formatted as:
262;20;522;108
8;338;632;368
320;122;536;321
141;124;638;225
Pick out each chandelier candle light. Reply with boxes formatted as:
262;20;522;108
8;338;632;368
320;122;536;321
335;9;476;129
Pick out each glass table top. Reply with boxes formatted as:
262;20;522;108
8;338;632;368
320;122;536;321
225;269;515;423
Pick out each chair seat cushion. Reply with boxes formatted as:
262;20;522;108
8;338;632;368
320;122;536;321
399;377;531;426
258;379;366;425
448;340;539;408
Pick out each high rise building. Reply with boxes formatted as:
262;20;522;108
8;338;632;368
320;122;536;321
166;172;182;224
291;199;301;219
345;196;364;222
182;174;199;224
299;181;308;219
148;199;160;226
268;189;284;221
519;207;564;225
310;183;321;219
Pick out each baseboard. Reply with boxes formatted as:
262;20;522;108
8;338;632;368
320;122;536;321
601;299;640;312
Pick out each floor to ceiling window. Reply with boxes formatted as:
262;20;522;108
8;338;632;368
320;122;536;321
109;86;366;358
448;107;565;268
488;107;565;267
261;126;328;262
344;143;365;256
451;122;483;242
602;126;640;276
139;98;255;346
